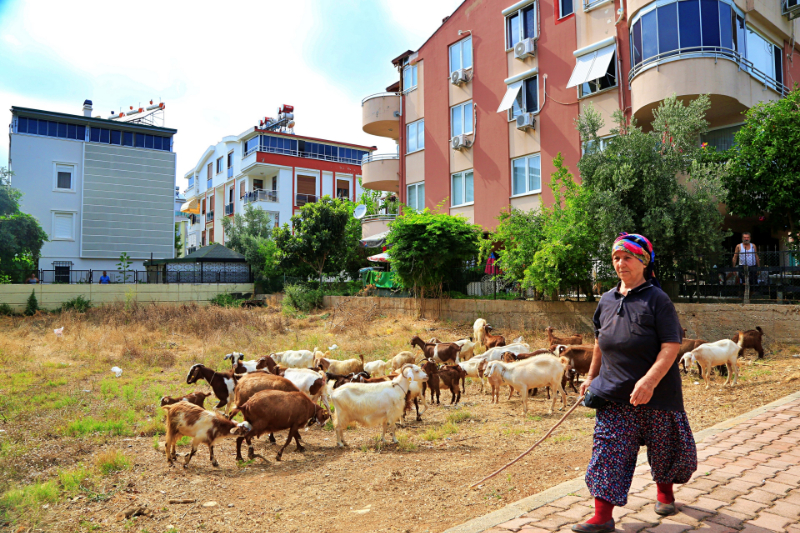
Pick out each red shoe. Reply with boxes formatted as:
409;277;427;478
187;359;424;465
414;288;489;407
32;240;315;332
571;519;615;533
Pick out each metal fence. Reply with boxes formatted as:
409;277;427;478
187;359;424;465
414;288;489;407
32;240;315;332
3;270;254;284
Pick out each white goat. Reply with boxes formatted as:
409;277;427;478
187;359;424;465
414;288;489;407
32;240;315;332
485;355;568;415
458;358;487;393
364;360;387;376
271;349;316;369
331;364;427;447
388;351;418;373
282;368;332;412
472;343;531;363
223;352;259;373
473;318;487;351
690;337;742;389
456;339;477;360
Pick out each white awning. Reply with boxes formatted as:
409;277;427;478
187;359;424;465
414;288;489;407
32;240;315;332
497;81;523;113
180;198;200;214
566;43;616;88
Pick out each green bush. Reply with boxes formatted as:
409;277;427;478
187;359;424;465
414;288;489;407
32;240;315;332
282;284;324;312
0;303;14;316
24;290;38;316
209;292;244;308
61;295;91;313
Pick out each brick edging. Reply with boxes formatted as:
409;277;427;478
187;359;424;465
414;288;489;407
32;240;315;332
443;391;800;533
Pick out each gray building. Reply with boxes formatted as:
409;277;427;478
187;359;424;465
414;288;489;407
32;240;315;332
7;101;177;280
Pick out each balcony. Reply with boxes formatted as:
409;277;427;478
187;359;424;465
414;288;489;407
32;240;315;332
206;210;214;223
296;193;318;207
225;203;234;216
361;93;401;139
243;189;278;205
361;214;397;240
189;214;200;225
361;154;399;192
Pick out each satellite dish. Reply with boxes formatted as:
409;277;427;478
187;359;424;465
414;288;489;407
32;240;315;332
354;205;368;219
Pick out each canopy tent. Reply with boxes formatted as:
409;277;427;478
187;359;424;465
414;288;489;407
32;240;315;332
367;251;390;263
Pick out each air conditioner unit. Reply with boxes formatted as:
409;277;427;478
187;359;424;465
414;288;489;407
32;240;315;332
451;134;473;151
516;113;536;131
514;38;536;60
450;69;469;86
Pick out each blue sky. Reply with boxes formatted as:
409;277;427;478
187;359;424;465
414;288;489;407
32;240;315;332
0;0;462;186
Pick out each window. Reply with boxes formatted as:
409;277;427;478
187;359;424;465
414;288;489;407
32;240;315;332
244;136;259;155
336;179;350;200
403;64;418;91
451;170;474;207
511;154;541;196
700;124;741;151
216;157;223;174
54;164;75;191
579;52;617;97
123;132;134;147
449;36;472;73
451;101;474;137
582;135;615;155
746;27;783;90
559;0;574;18
406;119;425;153
506;3;537;49
407;182;425;210
207;163;213;190
510;76;538;119
52;212;74;240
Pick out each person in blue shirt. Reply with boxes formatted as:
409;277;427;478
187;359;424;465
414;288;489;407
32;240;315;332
99;271;110;284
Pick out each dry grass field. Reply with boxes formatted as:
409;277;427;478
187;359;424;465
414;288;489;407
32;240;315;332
0;298;798;533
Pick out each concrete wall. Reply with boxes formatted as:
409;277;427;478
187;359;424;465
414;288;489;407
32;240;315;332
0;283;254;312
322;296;800;343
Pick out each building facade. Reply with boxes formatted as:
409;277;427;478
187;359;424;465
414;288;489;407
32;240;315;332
8;101;178;275
174;186;189;258
361;0;800;231
181;124;375;249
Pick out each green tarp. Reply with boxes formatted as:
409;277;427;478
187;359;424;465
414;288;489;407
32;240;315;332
363;270;401;289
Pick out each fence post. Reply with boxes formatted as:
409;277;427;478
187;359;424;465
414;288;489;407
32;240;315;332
743;265;750;304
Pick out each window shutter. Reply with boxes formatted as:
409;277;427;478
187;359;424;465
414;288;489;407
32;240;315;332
53;213;73;239
240;181;245;197
297;176;316;195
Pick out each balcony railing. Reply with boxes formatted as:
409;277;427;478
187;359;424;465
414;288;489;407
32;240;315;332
629;46;789;96
243;189;278;204
244;144;366;166
296;193;318;206
206;210;214;223
362;153;399;164
225;203;234;216
361;92;401;105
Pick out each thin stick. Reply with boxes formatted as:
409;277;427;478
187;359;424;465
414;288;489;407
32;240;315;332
469;395;585;489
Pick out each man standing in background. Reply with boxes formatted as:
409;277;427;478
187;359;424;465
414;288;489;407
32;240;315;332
732;232;759;289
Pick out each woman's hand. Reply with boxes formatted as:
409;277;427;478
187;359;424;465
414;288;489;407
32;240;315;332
580;376;593;397
630;376;657;406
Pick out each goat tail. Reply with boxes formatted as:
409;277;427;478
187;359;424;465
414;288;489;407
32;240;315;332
736;332;745;349
756;326;764;335
359;354;364;364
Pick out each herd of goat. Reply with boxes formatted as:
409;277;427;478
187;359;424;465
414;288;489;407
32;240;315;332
159;320;766;468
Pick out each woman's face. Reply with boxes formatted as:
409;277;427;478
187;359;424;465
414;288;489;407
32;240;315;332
612;250;646;284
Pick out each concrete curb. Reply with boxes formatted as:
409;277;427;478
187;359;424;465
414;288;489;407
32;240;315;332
443;390;800;533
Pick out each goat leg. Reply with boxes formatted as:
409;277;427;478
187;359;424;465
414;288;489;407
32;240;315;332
208;444;219;467
414;398;421;422
268;432;276;444
294;427;305;452
276;429;295;461
183;446;197;468
235;436;246;462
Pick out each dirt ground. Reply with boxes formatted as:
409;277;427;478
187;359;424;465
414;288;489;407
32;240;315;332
1;300;798;533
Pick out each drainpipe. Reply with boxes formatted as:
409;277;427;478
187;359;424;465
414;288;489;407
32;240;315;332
399;71;406;208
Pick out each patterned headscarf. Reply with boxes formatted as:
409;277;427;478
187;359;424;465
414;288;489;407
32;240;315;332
612;233;653;268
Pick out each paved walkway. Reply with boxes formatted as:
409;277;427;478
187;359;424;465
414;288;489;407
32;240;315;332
447;392;800;533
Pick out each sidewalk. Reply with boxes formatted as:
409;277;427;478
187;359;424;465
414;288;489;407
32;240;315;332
448;392;800;533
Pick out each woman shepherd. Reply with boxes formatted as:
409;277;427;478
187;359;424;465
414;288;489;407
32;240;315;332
572;233;697;533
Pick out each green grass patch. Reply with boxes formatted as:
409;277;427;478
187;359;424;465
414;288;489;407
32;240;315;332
447;410;471;424
421;421;459;441
138;418;165;437
396;432;417;451
95;450;131;475
58;464;92;494
64;417;133;437
0;480;59;525
45;377;68;387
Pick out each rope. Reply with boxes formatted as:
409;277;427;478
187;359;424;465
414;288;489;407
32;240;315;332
469;394;585;489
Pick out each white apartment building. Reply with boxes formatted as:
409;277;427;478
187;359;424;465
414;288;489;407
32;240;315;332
182;115;375;250
8;100;177;280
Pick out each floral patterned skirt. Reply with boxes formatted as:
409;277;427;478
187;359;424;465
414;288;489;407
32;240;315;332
585;401;697;506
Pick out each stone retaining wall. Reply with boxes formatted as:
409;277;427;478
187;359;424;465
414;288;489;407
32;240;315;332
322;296;800;343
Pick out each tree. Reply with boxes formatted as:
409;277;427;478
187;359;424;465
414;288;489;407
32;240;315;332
725;87;800;234
221;204;275;279
387;204;481;297
174;223;183;257
273;196;352;285
526;153;600;300
0;167;48;281
576;97;729;275
479;207;545;288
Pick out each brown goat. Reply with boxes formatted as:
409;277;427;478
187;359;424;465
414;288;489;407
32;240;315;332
410;336;461;365
230;390;329;462
732;327;764;359
500;349;551;363
160;391;212;409
420;360;441;404
558;344;594;393
162;402;242;468
545;327;583;346
231;371;301;444
438;365;467;405
256;356;280;374
483;325;506;349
